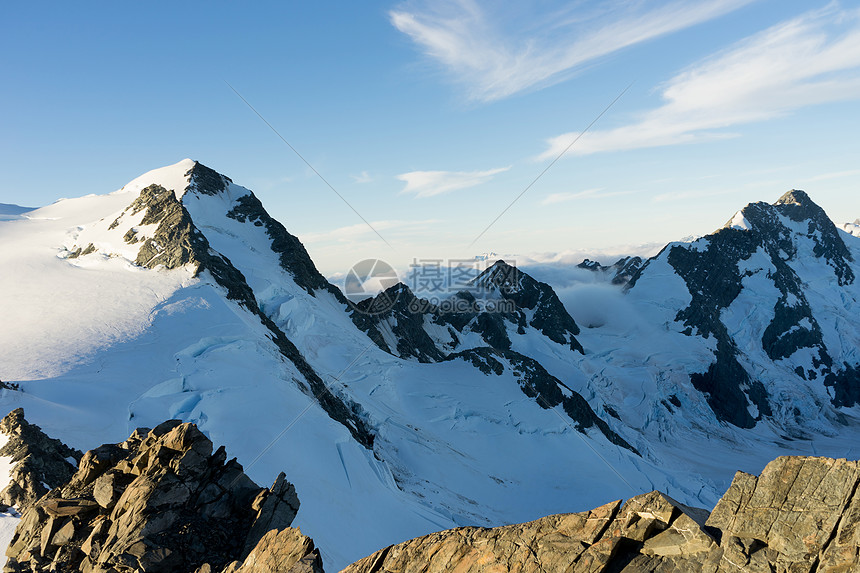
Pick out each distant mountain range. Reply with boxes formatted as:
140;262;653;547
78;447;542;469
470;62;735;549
1;159;858;569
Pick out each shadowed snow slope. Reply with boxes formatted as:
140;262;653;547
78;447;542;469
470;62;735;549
1;161;859;569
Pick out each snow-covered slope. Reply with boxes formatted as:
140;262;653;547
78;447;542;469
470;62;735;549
2;161;859;569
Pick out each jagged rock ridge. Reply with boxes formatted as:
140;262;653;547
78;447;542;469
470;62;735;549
0;409;81;512
4;416;318;573
354;260;583;360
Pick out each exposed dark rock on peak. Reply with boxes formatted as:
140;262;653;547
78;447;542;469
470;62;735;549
774;188;815;208
120;184;269;315
0;408;82;512
479;262;578;341
474;260;583;353
180;161;338;298
446;347;636;453
774;190;855;285
350;283;446;363
738;190;854;286
350;261;584;364
578;256;645;286
4;420;305;573
577;258;605;271
226;193;334;296
475;260;517;285
184;161;231;196
666;232;772;429
610;256;644;286
343;455;860;572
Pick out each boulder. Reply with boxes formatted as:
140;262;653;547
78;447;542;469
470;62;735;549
706;456;860;572
222;528;323;573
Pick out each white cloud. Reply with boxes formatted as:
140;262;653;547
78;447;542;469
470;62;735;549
351;171;373;184
397;166;510;197
541;188;635;205
390;0;754;101
539;5;860;158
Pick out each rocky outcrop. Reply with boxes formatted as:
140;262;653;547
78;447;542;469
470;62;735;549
0;408;81;512
349;283;448;363
225;193;333;296
577;256;644;286
184;160;345;302
609;256;645;286
348;264;623;450
342;491;712;573
706;455;860;572
342;456;860;573
474;261;584;354
222;528;324;573
3;420;304;573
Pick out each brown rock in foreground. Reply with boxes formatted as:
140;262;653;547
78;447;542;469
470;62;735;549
222;528;324;573
341;491;712;573
3;419;305;573
341;456;860;573
706;455;860;572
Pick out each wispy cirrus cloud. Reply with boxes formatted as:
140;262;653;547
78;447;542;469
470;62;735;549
397;166;510;197
539;5;860;158
390;0;755;102
541;188;635;205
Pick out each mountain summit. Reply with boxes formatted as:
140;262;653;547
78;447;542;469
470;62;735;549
627;188;859;427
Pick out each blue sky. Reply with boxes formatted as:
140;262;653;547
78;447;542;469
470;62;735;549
4;1;860;275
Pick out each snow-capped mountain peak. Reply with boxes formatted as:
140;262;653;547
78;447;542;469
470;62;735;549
115;158;195;197
626;189;860;428
774;188;815;208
